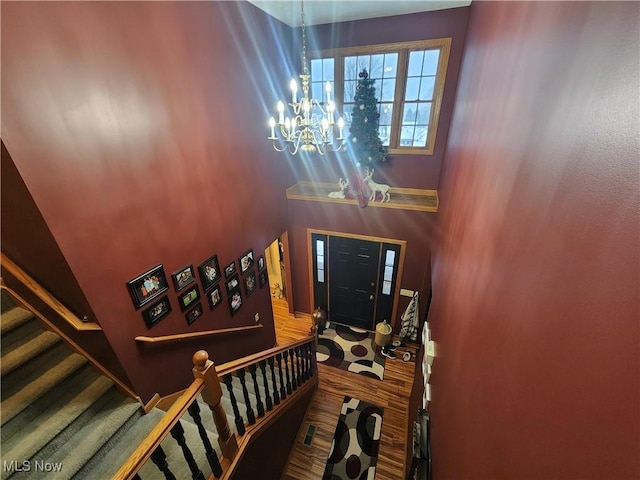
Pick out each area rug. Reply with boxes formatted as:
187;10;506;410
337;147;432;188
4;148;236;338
316;322;386;381
322;396;384;480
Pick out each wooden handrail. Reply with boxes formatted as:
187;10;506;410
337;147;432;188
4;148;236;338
135;324;264;344
0;252;101;331
216;335;315;377
112;377;205;480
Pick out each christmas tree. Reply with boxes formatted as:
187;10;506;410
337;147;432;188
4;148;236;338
348;69;388;165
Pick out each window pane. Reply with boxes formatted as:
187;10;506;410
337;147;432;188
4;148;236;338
344;81;357;102
357;56;369;74
385;250;396;266
403;104;418;123
383;53;398;78
408;50;424;77
419;76;436;101
345;56;358;79
318;268;324;283
384;266;393;282
312;83;323;102
405;77;420;101
423;50;440;76
400;126;415;146
370;54;384;78
413;126;428;147
323;59;334;81
382;280;392;295
316;239;324;251
311;59;323;80
378;104;393;146
380;79;396;102
417;103;432;124
317;257;324;270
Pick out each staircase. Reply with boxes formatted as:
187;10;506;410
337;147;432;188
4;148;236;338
1;288;318;479
0;290;219;479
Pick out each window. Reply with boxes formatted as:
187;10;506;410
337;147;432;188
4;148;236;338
381;249;396;296
315;239;325;283
310;39;451;155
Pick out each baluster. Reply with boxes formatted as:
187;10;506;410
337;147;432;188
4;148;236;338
268;356;280;405
133;475;143;480
258;360;273;411
236;369;256;425
290;347;299;389
150;445;176;480
275;353;287;400
248;364;265;418
192;351;238;461
222;374;246;436
306;342;313;379
187;401;223;477
283;350;293;394
170;420;205;480
295;346;303;386
302;342;310;381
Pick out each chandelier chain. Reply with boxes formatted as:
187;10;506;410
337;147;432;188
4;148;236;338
301;0;308;75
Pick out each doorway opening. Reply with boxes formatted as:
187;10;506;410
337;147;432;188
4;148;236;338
265;231;294;318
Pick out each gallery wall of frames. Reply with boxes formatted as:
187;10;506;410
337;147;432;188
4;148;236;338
126;248;268;328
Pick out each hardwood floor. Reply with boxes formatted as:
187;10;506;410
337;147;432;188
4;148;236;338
272;297;418;480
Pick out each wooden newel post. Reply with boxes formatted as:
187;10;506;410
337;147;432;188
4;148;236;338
192;350;238;460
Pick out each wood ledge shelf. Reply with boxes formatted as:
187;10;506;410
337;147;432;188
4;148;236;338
135;323;264;344
286;181;438;212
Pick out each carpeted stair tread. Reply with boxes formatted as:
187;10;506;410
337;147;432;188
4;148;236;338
1;329;61;377
0;305;34;334
1;350;87;426
78;407;167;479
1;341;79;401
1;375;114;471
38;395;142;480
1;289;16;313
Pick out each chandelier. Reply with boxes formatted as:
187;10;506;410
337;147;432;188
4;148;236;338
268;0;344;155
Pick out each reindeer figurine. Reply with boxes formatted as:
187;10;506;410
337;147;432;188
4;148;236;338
363;167;391;202
327;178;349;199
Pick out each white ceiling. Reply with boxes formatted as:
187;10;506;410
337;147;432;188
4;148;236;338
247;0;471;27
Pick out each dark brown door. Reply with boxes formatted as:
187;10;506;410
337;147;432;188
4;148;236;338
328;236;380;330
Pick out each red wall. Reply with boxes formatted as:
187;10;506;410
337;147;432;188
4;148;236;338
430;2;639;478
1;1;296;402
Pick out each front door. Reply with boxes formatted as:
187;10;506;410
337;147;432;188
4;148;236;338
328;236;380;330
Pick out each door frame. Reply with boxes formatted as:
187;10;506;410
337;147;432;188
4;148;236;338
307;228;406;329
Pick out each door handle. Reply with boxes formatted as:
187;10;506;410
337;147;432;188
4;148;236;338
370;295;374;301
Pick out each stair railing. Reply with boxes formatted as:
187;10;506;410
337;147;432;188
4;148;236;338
114;334;318;480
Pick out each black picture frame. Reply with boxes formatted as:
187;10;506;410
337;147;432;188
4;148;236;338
239;249;254;274
207;284;223;310
178;285;200;312
244;270;257;297
257;255;265;272
185;302;203;325
228;288;243;316
224;261;237;279
127;265;169;309
258;270;268;288
142;295;172;328
171;264;195;292
225;274;240;294
198;255;221;291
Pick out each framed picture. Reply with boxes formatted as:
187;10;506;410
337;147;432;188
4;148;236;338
257;255;265;272
228;288;243;316
207;284;223;310
225;274;240;294
239;249;254;274
224;261;237;279
244;270;257;297
178;285;200;312
258;270;268;288
127;265;169;309
142;295;172;328
198;255;221;291
171;264;195;292
185;303;203;325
